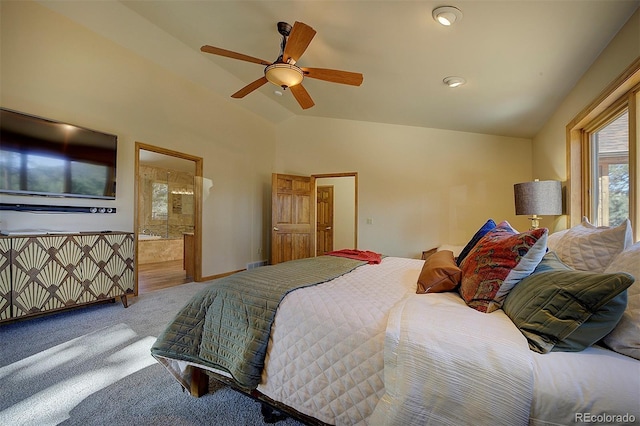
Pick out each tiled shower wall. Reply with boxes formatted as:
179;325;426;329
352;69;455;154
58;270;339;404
138;165;195;238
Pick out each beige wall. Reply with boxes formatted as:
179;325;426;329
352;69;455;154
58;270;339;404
276;116;532;258
0;1;276;276
1;1;532;269
532;9;640;232
8;1;629;271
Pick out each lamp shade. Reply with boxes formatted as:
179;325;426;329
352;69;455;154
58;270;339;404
514;180;562;216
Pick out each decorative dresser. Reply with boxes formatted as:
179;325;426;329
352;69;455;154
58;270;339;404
0;232;134;323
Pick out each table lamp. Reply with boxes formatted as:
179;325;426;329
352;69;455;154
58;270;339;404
514;179;562;230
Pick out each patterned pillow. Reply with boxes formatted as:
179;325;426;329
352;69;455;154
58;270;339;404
553;217;632;272
416;250;462;294
603;242;640;360
459;221;548;313
456;219;497;266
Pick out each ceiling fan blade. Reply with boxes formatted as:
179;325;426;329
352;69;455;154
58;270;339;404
302;68;364;86
283;22;316;64
231;76;268;98
289;84;315;109
201;45;271;66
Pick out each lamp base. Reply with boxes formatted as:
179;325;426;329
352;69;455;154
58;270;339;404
528;215;541;230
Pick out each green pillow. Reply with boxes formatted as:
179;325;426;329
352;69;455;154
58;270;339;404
503;251;634;353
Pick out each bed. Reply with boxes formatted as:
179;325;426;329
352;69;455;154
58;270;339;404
151;220;640;426
152;254;420;424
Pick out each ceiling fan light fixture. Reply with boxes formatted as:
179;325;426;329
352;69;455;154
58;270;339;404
443;76;466;88
433;6;463;26
265;63;304;89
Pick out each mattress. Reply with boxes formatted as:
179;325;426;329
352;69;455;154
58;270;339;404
257;256;423;425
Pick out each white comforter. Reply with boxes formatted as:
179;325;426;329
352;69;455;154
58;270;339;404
529;346;640;425
258;256;423;425
370;292;534;426
258;257;534;425
258;257;640;425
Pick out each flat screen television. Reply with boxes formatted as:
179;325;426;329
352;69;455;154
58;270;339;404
0;108;117;200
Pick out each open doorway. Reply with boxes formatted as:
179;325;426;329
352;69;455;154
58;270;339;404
313;173;357;254
135;142;203;294
270;172;357;265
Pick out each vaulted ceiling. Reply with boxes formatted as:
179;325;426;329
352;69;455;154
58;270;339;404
41;0;639;139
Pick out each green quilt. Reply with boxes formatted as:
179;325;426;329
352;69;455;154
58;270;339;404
151;255;366;389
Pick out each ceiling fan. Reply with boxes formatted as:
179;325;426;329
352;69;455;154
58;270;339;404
200;21;364;109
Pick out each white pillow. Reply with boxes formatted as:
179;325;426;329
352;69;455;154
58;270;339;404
603;242;640;360
553;217;632;272
546;229;569;252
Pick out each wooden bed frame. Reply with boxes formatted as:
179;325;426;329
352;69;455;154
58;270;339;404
188;365;329;425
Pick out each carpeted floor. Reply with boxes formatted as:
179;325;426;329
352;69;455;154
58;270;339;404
0;282;305;426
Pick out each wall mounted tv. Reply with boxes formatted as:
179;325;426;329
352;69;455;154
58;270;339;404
0;108;117;200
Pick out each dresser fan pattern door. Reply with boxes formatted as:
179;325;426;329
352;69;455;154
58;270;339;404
10;236;83;318
81;233;135;301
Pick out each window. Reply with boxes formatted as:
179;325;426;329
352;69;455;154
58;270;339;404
588;109;629;227
151;182;168;220
567;59;639;242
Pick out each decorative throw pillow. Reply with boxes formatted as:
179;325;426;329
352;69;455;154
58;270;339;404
503;251;634;353
553;217;632;272
603;242;640;360
459;221;548;313
417;250;462;294
456;219;496;266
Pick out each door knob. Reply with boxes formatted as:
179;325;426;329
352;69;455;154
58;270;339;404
273;227;279;231
325;227;332;230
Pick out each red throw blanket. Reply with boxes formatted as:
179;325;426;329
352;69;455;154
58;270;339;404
326;249;382;264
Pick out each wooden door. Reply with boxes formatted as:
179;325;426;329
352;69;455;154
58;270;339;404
271;173;314;265
316;186;334;255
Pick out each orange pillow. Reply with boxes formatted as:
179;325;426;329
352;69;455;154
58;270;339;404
416;250;462;294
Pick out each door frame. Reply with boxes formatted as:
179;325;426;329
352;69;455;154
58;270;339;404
311;172;358;251
134;142;204;294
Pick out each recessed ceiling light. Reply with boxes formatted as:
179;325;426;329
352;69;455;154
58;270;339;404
433;6;463;26
443;76;466;88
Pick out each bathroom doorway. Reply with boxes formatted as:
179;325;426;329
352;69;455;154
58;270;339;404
135;142;203;294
